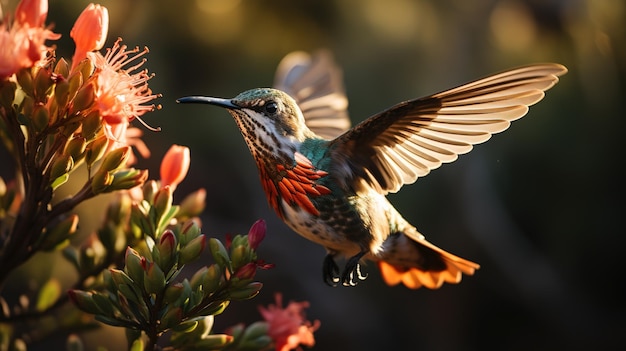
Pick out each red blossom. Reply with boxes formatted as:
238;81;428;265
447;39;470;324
233;262;257;280
247;219;266;250
0;0;60;79
70;3;109;69
15;0;47;27
258;293;320;351
160;144;190;190
87;38;161;140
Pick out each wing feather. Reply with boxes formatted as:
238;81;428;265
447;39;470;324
330;64;567;193
273;50;351;139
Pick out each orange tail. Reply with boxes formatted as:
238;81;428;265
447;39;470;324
378;241;480;289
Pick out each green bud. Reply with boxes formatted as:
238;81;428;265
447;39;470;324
190;266;209;290
143;261;166;294
142;180;159;203
54;78;71;108
65;136;87;163
116;290;134;318
226;323;245;340
55;58;70;78
49;154;74;184
91;292;115;317
202;264;223;295
124;247;145;286
171;320;199;333
177;188;206;219
0;81;16;107
68;290;101;315
108;169;149;192
34;67;53;101
91;169;113;194
118;284;142;307
40;214;78;251
198;300;229;316
163;283;184;304
153;186;173;221
16;68;34;97
230;245;250;272
81;110;102;140
156;230;177;273
31;104;50;132
67;71;83;102
180;220;201;245
240;321;270;343
78;235;106;275
100;146;131;173
47;95;60;125
20;95;34;119
179;235;206;266
208;238;230;271
193;334;234;349
85;134;108;167
228;282;263;301
109;268;134;288
70;82;95;114
77;58;95;82
159;307;183;331
131;202;152;236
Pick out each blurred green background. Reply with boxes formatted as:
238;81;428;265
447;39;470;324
9;0;626;349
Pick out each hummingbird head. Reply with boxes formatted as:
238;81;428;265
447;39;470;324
178;88;315;162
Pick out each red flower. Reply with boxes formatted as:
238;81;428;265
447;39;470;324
160;144;190;190
70;3;109;69
87;38;161;139
15;0;47;27
0;0;59;79
259;293;320;351
247;219;266;250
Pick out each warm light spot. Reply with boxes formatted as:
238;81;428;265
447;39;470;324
594;30;612;57
189;0;243;45
489;0;537;52
195;0;241;15
359;0;438;44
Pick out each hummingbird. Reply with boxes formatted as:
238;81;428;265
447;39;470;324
178;51;567;289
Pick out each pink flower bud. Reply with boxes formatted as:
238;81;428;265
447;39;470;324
247;219;266;250
160;145;190;190
71;3;109;69
233;262;257;280
15;0;48;27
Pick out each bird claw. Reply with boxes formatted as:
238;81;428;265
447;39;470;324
341;254;368;287
323;251;368;287
323;254;340;287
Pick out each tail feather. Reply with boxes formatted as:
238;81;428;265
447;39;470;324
378;237;480;289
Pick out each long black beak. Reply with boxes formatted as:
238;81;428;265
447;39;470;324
176;96;240;109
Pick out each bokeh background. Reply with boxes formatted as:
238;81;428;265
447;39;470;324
7;0;626;349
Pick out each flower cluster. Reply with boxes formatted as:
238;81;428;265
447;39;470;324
259;293;320;351
0;1;319;350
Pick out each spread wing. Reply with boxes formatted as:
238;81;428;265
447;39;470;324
329;64;568;194
273;50;351;139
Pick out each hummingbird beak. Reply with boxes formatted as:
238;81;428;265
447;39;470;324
176;96;240;110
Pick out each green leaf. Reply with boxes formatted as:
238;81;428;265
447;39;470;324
36;279;61;312
51;173;70;190
129;337;144;351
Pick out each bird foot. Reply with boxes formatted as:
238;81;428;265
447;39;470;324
323;254;340;287
341;252;368;287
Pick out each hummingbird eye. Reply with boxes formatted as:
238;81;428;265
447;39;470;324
264;101;278;115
